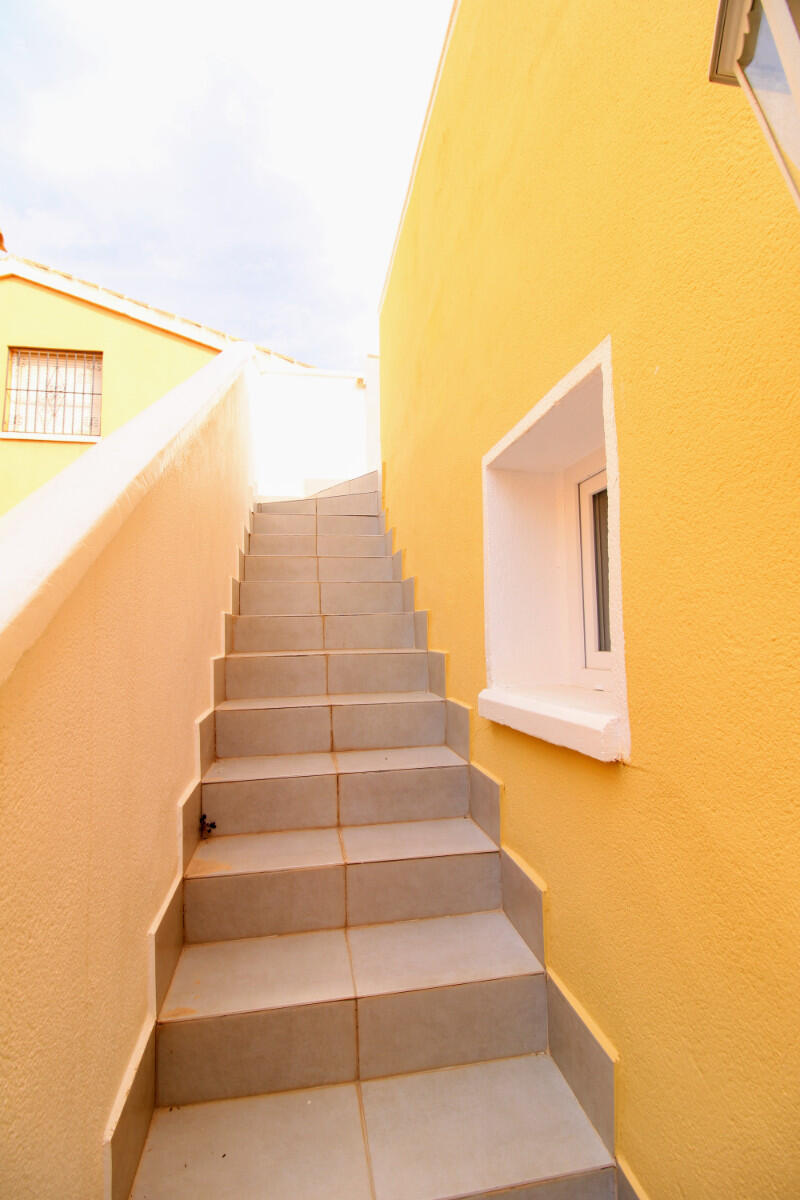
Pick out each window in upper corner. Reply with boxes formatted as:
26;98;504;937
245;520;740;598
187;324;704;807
478;339;630;762
3;348;102;438
710;0;800;207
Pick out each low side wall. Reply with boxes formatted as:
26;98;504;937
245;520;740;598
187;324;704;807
0;352;255;1198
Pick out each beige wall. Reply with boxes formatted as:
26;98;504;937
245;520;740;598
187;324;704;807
0;276;217;515
0;367;252;1197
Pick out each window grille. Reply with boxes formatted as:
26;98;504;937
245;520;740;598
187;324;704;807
3;348;103;437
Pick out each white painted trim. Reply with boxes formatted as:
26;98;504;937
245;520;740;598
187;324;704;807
379;0;462;313
579;467;611;671
0;253;309;366
481;337;630;762
478;685;626;762
0;343;257;687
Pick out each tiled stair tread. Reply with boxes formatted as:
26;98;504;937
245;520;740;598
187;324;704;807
186;819;492;878
186;827;342;877
160;913;540;1025
131;1085;373;1200
161;929;354;1022
348;911;542;996
362;1055;614;1200
342;818;495;863
133;1059;612;1200
217;691;440;711
203;745;466;784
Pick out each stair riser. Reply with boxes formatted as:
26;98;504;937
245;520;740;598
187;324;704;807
347;852;501;924
358;975;546;1079
184;854;498;940
318;556;398;582
238;581;406;616
216;706;332;757
225;651;428;699
251;514;386;537
233;614;415;652
249;534;317;556
184;865;345;942
244;556;318;582
202;775;338;835
256;498;316;515
216;700;444;756
340;765;469;825
317;534;392;558
226;654;327;699
156;1001;356;1106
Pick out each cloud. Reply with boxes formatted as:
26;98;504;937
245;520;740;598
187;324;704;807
0;0;453;368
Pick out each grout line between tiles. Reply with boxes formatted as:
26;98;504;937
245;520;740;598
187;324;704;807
355;1080;378;1200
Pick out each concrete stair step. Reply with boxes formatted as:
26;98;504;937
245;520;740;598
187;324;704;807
215;691;445;756
232;611;417;652
184;818;499;942
254;492;380;517
251;512;386;537
133;1055;613;1199
225;648;429;698
155;912;543;1106
238;579;408;616
244;552;399;582
202;745;469;834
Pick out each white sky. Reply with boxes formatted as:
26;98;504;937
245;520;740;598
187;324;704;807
1;0;453;368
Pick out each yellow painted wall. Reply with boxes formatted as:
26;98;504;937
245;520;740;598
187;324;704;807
0;374;252;1198
0;277;217;515
380;2;800;1197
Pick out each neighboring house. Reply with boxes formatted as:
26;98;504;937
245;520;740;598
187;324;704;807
0;254;305;516
378;1;800;1198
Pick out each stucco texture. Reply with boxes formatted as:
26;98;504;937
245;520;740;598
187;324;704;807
0;380;251;1198
0;277;216;515
380;2;800;1196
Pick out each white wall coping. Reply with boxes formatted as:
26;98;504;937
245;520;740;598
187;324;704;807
478;684;626;762
0;252;309;367
0;342;256;688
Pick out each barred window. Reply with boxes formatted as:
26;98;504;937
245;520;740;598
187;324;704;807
3;348;103;437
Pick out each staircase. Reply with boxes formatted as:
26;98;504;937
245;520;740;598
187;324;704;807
131;473;615;1199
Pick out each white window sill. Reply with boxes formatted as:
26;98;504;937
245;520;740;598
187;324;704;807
478;684;626;762
0;432;100;444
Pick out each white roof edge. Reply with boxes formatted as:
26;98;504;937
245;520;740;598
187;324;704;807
0;252;313;369
378;0;462;315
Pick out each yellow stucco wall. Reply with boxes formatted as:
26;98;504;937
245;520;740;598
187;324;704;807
380;3;800;1197
0;372;252;1198
0;277;217;515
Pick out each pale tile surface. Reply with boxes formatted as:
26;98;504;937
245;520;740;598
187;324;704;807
215;705;331;757
333;698;445;750
249;533;317;556
317;533;390;558
233;615;323;652
347;853;500;925
348;911;541;996
156;1001;356;1105
321;581;403;614
244;555;318;581
225;653;327;699
238;581;320;615
501;850;545;964
324;612;414;649
187;828;342;877
362;1055;613;1200
202;775;337;835
334;745;465;774
318;555;394;581
342;818;495;864
339;764;469;825
327;649;428;694
161;929;353;1020
547;977;615;1153
204;751;336;783
184;865;345;941
358;975;546;1078
470;763;501;844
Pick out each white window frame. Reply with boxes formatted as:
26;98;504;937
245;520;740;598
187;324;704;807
578;466;611;671
710;0;800;209
478;338;630;762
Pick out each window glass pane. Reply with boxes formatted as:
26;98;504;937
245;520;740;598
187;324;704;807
592;487;610;653
741;2;800;181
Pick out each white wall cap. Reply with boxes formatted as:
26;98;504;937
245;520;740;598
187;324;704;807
0;342;256;688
